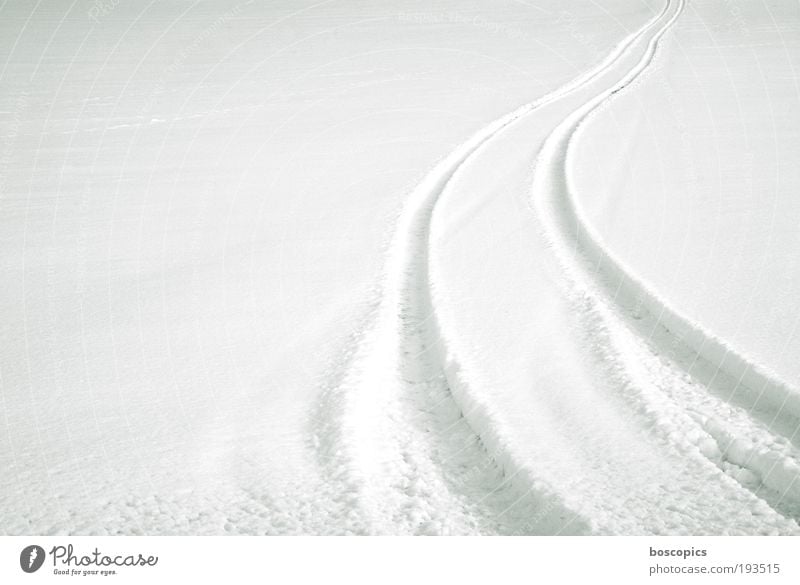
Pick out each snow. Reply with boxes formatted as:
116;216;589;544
1;0;798;535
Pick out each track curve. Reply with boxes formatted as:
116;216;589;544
315;0;800;534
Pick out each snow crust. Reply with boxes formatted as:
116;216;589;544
1;0;798;534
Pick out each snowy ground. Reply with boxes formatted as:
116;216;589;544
1;0;798;535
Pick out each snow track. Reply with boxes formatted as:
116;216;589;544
533;0;800;522
316;0;800;534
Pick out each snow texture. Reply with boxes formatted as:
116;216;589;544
1;0;799;534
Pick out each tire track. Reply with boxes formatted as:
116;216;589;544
313;2;684;534
533;0;800;520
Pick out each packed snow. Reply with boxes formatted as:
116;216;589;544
1;0;799;535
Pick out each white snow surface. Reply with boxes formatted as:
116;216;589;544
1;0;799;535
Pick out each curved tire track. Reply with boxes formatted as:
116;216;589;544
313;0;798;534
533;0;800;519
314;1;676;534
